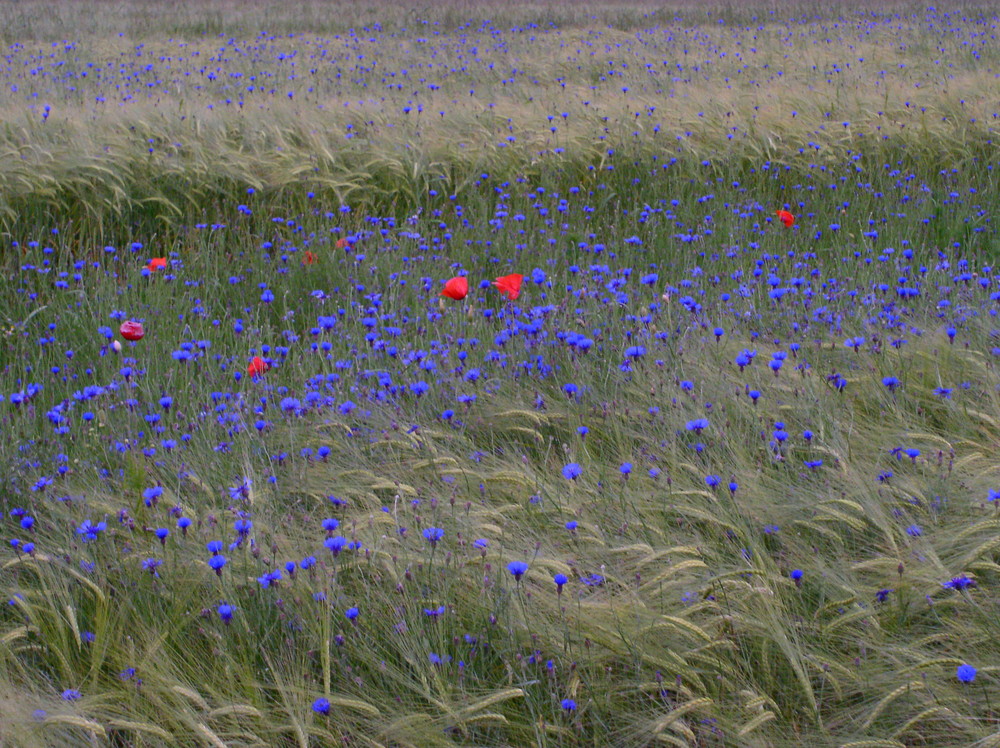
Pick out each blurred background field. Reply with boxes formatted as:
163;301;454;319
0;0;995;244
3;1;1000;746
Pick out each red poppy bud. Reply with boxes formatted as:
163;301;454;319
119;320;145;341
247;356;269;377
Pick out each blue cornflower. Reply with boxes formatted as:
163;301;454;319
321;518;340;533
257;570;281;589
345;607;359;620
325;536;347;556
943;575;976;591
686;418;709;433
906;525;922;537
142;486;163;506
619;462;632;477
218;603;234;623
507;561;529;580
554;573;568;590
77;519;107;541
562;463;582;480
312;698;331;715
561;698;577;711
957;664;977;683
422;527;445;545
61;689;82;701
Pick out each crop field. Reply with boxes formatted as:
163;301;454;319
3;1;1000;746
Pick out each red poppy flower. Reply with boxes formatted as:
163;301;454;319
146;257;168;272
440;276;468;300
775;210;795;228
493;273;523;301
247;356;269;378
336;237;352;250
119;320;145;341
302;251;317;265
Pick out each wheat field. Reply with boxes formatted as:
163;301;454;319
2;2;1000;746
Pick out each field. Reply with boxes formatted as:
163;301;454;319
3;1;1000;745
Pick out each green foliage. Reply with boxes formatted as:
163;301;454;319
2;1;1000;746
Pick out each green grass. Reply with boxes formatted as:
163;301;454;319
2;1;1000;746
0;1;997;244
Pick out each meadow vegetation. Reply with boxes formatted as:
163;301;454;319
3;1;1000;746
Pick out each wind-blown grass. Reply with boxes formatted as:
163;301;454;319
0;3;998;244
3;2;1000;746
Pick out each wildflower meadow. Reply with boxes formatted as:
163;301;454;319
4;1;1000;745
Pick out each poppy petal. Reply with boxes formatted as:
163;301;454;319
440;276;468;300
